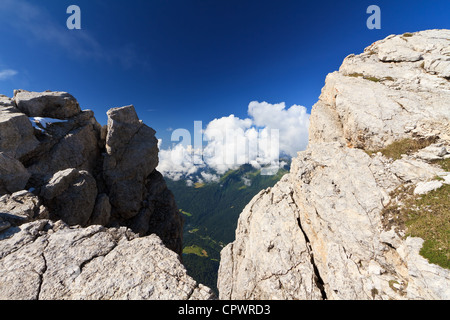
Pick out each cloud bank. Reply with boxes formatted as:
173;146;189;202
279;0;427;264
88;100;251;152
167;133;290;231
158;101;310;181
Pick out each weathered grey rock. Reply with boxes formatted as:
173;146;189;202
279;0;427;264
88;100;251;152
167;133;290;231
128;170;184;255
0;220;215;300
13;90;81;120
103;105;159;220
41;169;97;227
219;142;450;300
0;95;39;159
0;190;48;227
414;180;443;195
0;152;30;195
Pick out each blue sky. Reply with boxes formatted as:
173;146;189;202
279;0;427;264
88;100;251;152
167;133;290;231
0;0;449;147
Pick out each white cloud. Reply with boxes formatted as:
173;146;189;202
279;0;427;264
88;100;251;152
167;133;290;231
0;69;18;80
157;101;310;180
0;0;140;67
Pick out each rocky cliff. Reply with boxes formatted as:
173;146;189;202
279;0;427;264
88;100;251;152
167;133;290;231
218;29;450;300
0;91;214;299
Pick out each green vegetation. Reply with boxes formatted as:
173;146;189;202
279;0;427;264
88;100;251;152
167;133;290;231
403;32;414;37
348;72;364;78
406;184;449;268
346;73;394;83
366;137;437;160
382;179;449;269
168;162;290;294
377;139;449;269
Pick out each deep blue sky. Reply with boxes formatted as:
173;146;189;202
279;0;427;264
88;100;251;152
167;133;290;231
0;0;449;145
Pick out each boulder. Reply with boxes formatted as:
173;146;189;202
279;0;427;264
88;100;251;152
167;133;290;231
13;90;81;120
219;30;450;300
40;169;97;227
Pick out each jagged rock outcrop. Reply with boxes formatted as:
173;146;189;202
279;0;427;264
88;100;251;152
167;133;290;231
0;95;39;159
0;89;198;299
0;220;214;300
218;29;450;300
309;29;450;150
0;90;182;255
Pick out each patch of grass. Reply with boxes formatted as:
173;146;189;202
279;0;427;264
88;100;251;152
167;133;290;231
179;209;192;217
346;73;394;83
432;158;450;172
194;182;205;189
382;182;449;269
403;33;414;37
183;245;208;257
366;137;438;160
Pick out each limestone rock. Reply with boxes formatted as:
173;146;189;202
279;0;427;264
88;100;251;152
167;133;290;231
103;105;159;220
0;191;48;227
24;110;102;187
0;220;215;300
0;152;30;195
40;169;97;227
0;95;39;159
309;30;450;150
13;90;81;120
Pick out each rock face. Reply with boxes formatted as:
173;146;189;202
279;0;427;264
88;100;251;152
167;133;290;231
218;30;450;300
0;220;214;300
0;95;39;159
13;90;81;120
0;89;196;299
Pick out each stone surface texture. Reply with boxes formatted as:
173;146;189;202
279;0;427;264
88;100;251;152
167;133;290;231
218;30;450;300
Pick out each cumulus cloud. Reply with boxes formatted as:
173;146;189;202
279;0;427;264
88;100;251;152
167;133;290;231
0;69;18;80
157;101;310;181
